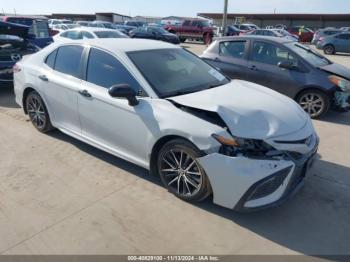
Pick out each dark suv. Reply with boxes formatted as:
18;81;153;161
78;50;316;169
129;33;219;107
0;21;40;87
1;16;53;48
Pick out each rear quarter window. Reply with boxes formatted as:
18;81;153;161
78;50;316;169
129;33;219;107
45;49;57;68
54;45;84;78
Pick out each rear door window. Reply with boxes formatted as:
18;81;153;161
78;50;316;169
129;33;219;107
29;20;50;38
54;45;84;78
337;34;350;40
219;41;246;59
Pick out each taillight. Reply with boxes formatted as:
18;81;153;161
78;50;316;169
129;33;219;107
13;64;21;73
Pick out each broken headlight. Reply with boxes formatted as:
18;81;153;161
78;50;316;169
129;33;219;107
328;75;350;92
212;134;276;158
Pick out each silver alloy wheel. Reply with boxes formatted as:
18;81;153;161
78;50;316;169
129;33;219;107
160;149;203;197
299;92;325;118
27;96;46;129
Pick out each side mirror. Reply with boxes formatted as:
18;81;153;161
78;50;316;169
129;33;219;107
108;84;139;106
278;60;294;70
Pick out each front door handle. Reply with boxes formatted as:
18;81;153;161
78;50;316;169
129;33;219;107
78;90;92;98
38;75;49;81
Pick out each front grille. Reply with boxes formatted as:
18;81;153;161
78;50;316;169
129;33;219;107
274;135;313;146
247;167;291;201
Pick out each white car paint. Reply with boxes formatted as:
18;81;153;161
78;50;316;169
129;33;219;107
53;27;128;42
14;38;318;211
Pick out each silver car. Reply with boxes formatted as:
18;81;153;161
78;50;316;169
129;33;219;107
14;39;318;212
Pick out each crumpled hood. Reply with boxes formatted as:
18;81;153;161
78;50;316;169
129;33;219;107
170;80;308;140
320;63;350;80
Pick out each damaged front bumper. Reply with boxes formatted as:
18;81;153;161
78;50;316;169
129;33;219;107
334;91;350;112
197;135;319;212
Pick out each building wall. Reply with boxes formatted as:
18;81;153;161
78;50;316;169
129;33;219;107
211;17;350;29
95;14;110;22
113;14;130;22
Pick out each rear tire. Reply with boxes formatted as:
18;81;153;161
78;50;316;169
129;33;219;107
26;91;54;133
324;44;335;55
157;139;212;202
296;89;330;119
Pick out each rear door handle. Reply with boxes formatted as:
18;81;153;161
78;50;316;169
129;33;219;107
78;90;92;98
38;75;49;81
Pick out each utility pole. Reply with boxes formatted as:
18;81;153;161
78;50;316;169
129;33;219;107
221;0;229;36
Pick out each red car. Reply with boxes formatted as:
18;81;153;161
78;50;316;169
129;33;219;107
164;19;214;45
288;26;314;42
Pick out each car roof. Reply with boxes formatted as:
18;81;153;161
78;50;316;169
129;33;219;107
54;38;181;53
214;35;294;44
65;27;119;33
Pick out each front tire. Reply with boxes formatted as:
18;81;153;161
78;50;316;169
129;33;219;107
297;90;330;118
26;91;54;133
157;139;211;202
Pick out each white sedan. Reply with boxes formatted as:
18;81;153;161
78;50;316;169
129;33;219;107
53;27;128;42
52;24;81;33
14;39;319;211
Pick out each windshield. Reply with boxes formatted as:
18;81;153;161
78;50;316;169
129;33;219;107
286;43;331;67
95;31;127;38
128;48;230;98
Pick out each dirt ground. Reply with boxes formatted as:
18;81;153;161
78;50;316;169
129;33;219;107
0;42;349;255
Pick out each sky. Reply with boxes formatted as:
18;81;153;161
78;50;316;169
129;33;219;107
1;0;350;17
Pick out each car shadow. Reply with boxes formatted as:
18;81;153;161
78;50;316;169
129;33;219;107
319;111;350;126
48;130;350;255
0;86;20;109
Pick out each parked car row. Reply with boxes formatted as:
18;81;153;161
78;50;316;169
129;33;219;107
13;38;321;212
